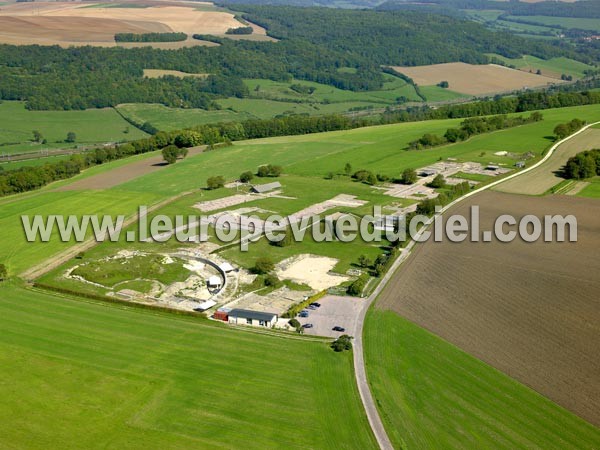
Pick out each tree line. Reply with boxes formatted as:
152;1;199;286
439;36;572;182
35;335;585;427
408;112;543;150
114;33;187;43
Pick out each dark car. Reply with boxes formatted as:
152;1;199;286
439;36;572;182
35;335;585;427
310;302;321;307
302;323;313;329
307;305;317;310
332;326;345;332
299;311;309;318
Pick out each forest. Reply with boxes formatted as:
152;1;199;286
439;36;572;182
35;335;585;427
0;5;592;111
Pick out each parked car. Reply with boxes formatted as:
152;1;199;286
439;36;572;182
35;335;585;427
332;326;345;332
310;302;321;307
307;305;317;310
302;323;313;329
299;311;309;318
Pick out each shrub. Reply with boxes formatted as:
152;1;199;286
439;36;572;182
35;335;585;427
331;335;353;352
240;171;254;183
428;174;447;189
400;168;417;185
206;175;226;190
252;257;274;275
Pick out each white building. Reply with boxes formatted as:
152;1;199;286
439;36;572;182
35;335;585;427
228;309;278;328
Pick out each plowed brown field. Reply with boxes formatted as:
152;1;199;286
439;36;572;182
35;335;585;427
377;190;600;426
0;1;258;47
392;62;563;95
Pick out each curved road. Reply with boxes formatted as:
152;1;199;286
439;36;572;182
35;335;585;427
353;121;600;450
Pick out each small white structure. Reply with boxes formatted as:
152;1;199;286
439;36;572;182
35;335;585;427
207;275;223;289
251;182;282;194
219;262;234;273
228;309;278;328
194;300;217;312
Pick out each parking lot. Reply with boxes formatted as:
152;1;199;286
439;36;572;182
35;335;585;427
296;295;368;338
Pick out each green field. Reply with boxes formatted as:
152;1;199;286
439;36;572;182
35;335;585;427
487;54;595;79
505;15;600;33
115;76;468;131
0;284;376;449
364;310;600;449
3;104;600;278
0;101;147;155
578;177;600;198
116;103;253;131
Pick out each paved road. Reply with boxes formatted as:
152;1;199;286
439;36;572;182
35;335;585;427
352;121;600;450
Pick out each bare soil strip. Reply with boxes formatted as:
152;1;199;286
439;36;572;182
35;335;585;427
56;146;204;191
496;128;600;195
392;62;563;96
376;190;600;427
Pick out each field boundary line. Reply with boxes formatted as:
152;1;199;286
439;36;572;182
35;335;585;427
355;120;600;450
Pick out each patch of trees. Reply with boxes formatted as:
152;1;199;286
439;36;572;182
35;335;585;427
114;32;187;42
0;263;7;281
415;181;471;216
225;27;253;35
553;118;586;140
562;149;600;180
408;112;543;149
257;164;283;177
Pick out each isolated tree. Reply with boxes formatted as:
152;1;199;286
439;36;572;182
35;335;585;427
65;131;76;143
428;174;446;189
401;168;418;185
253;257;274;275
240;171;254;183
32;130;44;143
162;145;179;164
263;273;280;287
206;175;226;190
554;123;570;140
438;80;449;88
358;254;371;268
331;335;353;352
0;264;7;281
344;162;352;176
367;172;378;186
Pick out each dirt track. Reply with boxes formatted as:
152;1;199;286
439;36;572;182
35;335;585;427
56;146;204;191
377;190;600;426
496;128;600;195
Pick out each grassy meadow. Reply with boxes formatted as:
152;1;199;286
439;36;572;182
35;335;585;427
0;101;147;155
578;177;600;199
364;310;600;449
487;54;595;79
0;284;377;449
3;103;600;279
